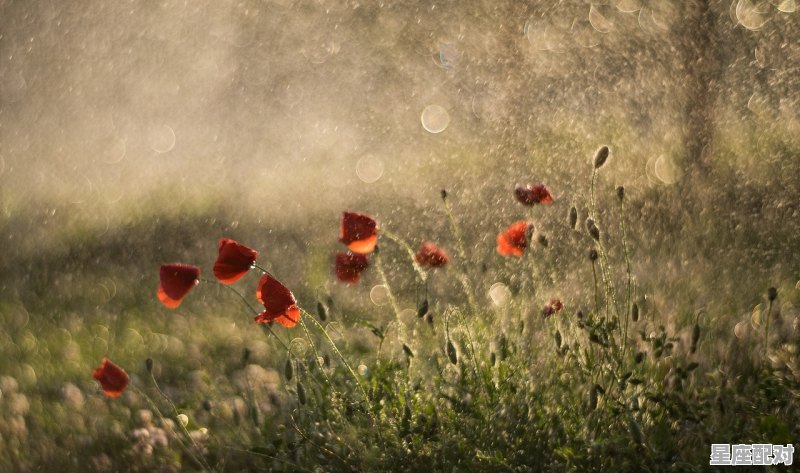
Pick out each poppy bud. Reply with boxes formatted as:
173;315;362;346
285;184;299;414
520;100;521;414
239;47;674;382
593;146;609;169
242;347;251;363
585;219;600;241
297;383;306;405
417;299;429;318
767;287;778;302
635;351;645;364
403;343;414;358
425;312;434;325
446;340;458;365
145;358;154;373
616;185;625;200
284;358;294;381
316;301;328;322
202;399;212;411
569;206;578;229
323;354;330;368
490;352;496;366
440;189;448;200
554;330;562;349
631;303;639;322
373;245;380;255
589;249;598;261
589;385;598;410
690;324;700;354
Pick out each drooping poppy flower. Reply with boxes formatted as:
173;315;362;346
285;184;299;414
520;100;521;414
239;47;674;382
496;221;531;257
515;184;554;206
335;251;370;284
542;299;564;318
213;238;258;284
92;358;129;398
157;263;201;308
414;241;449;268
340;211;378;254
255;274;301;328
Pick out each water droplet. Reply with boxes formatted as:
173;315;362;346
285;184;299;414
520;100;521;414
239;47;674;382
369;285;389;306
421;105;450;133
437;42;461;69
148;125;176;153
734;320;748;339
654;155;681;185
589;6;614;33
777;0;797;12
356;155;384;183
736;0;768;31
177;413;189;427
751;304;763;329
489;282;511;307
614;0;641;13
357;364;368;377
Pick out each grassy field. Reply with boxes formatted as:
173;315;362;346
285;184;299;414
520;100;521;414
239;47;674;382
1;143;799;472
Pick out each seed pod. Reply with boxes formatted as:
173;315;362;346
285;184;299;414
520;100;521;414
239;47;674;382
297;383;306;405
593;146;609;169
616;185;625;201
589;249;598;261
402;343;414;358
440;189;448;200
316;301;328;322
417;299;429;318
767;287;778;302
690;323;701;354
446;340;458;365
569;206;578;229
284;359;294;381
145;358;154;373
631;303;639;322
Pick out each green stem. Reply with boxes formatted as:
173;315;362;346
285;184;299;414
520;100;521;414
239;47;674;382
299;318;335;390
380;228;427;282
764;299;773;356
619;198;633;360
442;195;479;315
300;309;373;413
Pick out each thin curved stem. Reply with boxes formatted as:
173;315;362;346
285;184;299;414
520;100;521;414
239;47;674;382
380;228;427;282
619;198;633;360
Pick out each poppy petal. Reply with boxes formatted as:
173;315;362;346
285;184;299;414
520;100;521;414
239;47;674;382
92;358;129;398
335;252;370;283
515;184;554;206
340;212;378;254
255;274;300;328
414;241;449;268
496;221;530;257
213;238;258;284
158;264;201;308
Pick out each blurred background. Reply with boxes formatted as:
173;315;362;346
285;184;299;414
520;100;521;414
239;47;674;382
1;0;799;468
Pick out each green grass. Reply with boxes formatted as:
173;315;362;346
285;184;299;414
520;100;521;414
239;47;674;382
1;147;799;472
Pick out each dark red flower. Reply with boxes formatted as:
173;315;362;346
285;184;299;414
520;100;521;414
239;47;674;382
496;221;531;257
335;251;370;283
340;211;378;254
414;241;449;268
515;184;554;206
92;358;129;398
157;263;201;308
213;238;258;284
255;274;300;328
542;299;564;317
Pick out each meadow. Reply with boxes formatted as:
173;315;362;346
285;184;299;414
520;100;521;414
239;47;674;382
1;140;799;472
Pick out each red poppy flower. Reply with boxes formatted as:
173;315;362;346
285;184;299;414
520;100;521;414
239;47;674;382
340;211;378;254
515;184;554;206
213;238;258;284
496;221;531;257
542;298;564;317
254;274;301;328
157;263;201;308
335;251;370;283
92;358;129;398
414;241;449;268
